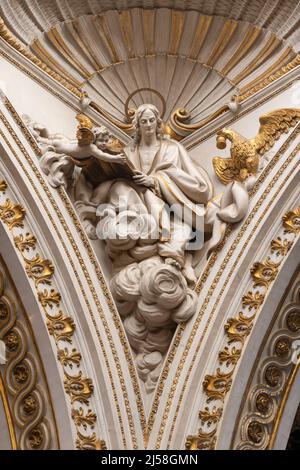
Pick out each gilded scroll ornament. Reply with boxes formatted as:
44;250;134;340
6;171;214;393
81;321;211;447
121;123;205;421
38;289;61;308
46;310;75;343
199;407;223;426
57;348;82;368
185;429;217;450
224;312;254;344
241;291;264;311
0;199;26;229
250;259;280;288
72;408;97;430
282;207;300;234
14;233;37;252
24;255;54;286
213;109;300;185
203;368;233;402
270;237;293;257
218;346;241;366
64;371;94;405
75;431;107;450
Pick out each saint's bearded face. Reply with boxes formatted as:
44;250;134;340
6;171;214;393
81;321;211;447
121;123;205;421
138;109;157;139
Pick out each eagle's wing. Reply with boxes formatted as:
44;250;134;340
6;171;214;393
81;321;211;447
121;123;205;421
76;113;94;146
212;156;241;185
254;108;300;155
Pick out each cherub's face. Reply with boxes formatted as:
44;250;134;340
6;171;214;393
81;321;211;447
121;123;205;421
94;127;110;148
139;109;157;138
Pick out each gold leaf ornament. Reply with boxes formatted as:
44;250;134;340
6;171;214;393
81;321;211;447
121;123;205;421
224;311;254;344
0;180;7;192
203;368;233;402
64;371;94;404
72;407;97;429
185;429;217;450
0;199;26;229
38;289;61;308
76;114;94;146
24;255;54;286
282;207;300;234
46;311;75;343
14;233;37;252
58;348;81;368
199;406;223;426
250;258;280;288
76;431;107;450
218;346;241;366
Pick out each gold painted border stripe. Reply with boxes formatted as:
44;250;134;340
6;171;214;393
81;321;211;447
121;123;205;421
31;38;82;88
207;20;238;67
189;15;212;60
221;25;261;76
239;46;295;95
232;35;281;85
0;371;17;450
47;27;91;79
268;362;300;449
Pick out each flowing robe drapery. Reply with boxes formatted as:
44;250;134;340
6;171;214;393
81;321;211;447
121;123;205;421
74;137;248;266
74;138;214;265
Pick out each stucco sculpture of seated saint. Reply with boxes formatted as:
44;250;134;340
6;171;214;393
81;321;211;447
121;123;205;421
30;104;249;393
73;104;218;284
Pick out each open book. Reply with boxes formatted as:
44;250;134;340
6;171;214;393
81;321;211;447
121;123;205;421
76;113;138;183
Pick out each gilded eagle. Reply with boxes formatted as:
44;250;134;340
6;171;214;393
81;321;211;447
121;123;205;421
213;108;300;185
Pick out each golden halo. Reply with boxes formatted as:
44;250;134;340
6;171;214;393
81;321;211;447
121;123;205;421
124;88;166;121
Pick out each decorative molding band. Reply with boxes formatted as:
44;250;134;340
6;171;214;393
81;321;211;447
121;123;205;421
185;206;300;450
0;179;106;450
234;268;300;449
0;18;84;99
0;255;58;449
159;134;300;449
0;96;141;449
